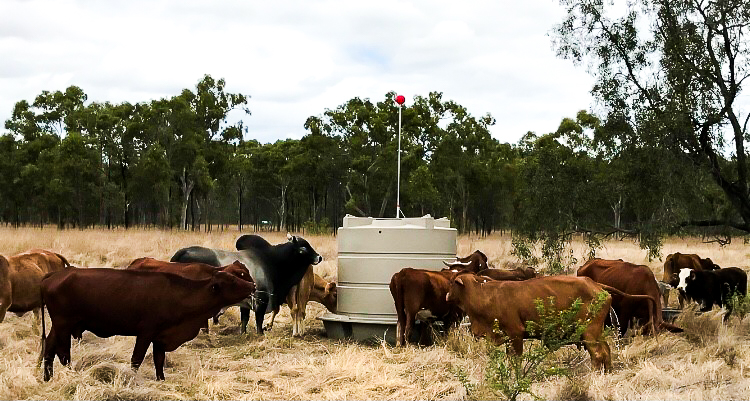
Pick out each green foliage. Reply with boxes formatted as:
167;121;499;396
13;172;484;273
726;291;750;320
553;0;750;238
510;234;539;266
302;218;331;235
484;293;607;401
510;234;578;275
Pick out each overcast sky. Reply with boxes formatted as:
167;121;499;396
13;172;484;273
0;0;597;145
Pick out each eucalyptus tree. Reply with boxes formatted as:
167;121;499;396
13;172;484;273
554;0;750;247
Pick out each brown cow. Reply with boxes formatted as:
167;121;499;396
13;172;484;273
126;257;253;283
390;267;466;346
442;250;488;273
265;266;337;336
41;268;255;381
477;266;536;281
577;258;682;335
445;275;615;371
126;257;256;332
0;249;72;326
663;252;719;308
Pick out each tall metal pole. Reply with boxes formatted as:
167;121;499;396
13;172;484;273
396;103;402;218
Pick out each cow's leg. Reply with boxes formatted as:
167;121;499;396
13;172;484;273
32;308;41;335
43;326;58;381
253;294;269;335
0;290;10;323
403;309;415;345
240;307;251;334
130;336;151;372
395;305;406;347
201;319;210;334
152;342;166;381
509;335;524;356
56;330;71;366
583;336;612;372
265;307;280;332
213;306;228;325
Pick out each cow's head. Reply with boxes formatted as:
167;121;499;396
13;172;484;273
700;257;720;270
224;260;254;286
287;233;323;265
323;282;337;312
517;266;536;279
210;271;256;305
676;268;695;292
442;250;488;273
446;273;476;306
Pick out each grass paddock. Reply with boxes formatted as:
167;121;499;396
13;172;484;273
0;226;749;400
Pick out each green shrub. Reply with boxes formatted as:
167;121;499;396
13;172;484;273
726;290;750;320
302;217;331;235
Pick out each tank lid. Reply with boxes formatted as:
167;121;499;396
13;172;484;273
342;214;452;229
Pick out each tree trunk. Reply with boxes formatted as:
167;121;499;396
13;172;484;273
179;167;195;231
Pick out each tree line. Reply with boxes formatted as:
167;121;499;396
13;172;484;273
2;0;749;260
0;78;521;235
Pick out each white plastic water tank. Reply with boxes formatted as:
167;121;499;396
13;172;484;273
321;214;457;342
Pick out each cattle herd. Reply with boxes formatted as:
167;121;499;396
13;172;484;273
0;238;746;383
391;250;748;371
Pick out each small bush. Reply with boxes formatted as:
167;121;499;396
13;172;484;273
726;291;750;320
302;218;331;235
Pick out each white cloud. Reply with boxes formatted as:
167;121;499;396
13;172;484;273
0;0;596;145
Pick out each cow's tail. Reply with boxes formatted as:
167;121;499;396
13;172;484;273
389;273;406;342
597;283;657;335
38;294;46;368
55;253;73;269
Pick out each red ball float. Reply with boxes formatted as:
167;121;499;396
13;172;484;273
395;95;406;105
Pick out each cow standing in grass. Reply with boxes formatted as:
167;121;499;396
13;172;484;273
0;249;72;328
171;233;322;335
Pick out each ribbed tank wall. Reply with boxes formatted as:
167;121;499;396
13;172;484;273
335;215;457;323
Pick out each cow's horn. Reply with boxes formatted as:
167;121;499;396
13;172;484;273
443;260;471;267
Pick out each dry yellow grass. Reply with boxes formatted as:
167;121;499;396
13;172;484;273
0;226;748;400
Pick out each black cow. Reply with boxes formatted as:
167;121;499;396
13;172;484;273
170;233;322;334
677;267;747;319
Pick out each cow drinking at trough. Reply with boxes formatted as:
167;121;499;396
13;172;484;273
125;257;256;332
677;267;747;319
577;258;682;335
0;249;72;326
389;268;466;346
663;252;719;308
273;265;338;336
41;268;255;381
170;233;322;335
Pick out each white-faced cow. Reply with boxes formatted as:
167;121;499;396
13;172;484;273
677;266;747;319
